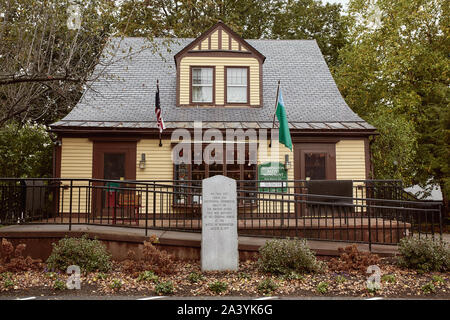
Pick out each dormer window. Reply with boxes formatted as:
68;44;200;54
191;67;214;104
226;67;248;104
175;21;265;107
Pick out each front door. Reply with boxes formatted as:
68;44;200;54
293;143;336;216
92;141;137;218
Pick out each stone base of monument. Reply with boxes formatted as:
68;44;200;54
201;176;239;271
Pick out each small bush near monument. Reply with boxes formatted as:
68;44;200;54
258;238;323;275
122;239;176;276
397;237;449;272
328;245;380;273
46;235;112;273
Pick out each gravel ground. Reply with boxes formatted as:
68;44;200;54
0;257;449;299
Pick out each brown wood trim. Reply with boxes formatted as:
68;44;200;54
89;137;141;142
92;141;137;181
174;21;266;64
364;137;371;179
189;66;216;106
53;141;62;178
293;143;337;181
228;34;232;50
259;62;263;106
224;66;250;105
218;27;222;50
208;35;211;50
184;51;252;57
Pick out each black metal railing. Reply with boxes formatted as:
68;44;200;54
0;178;443;249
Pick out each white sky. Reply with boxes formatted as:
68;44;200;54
322;0;349;8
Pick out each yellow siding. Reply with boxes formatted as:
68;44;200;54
201;38;209;49
60;138;93;213
136;139;173;212
179;57;260;106
336;140;366;180
222;31;229;49
231;38;239;51
136;139;173;181
210;30;218;49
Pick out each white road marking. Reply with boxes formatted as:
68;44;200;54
17;297;36;300
254;296;278;300
137;296;167;300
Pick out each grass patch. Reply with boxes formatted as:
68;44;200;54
187;272;204;284
317;281;329;294
209;281;228;294
381;274;396;283
155;281;174;295
137;271;159;282
257;278;278;295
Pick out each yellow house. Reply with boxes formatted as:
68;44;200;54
50;22;376;215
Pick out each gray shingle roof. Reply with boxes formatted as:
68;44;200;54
52;37;374;130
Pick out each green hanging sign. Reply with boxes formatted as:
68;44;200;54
258;162;288;192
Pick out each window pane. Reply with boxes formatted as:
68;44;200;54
192;67;213;103
227;68;247;103
305;153;326;180
227;86;247;103
193;68;212;85
104;153;125;180
227;68;247;85
192;86;212;102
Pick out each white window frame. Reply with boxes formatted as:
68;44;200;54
226;67;248;104
191;67;214;103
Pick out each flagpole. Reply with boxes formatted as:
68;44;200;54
157;79;162;147
269;80;281;148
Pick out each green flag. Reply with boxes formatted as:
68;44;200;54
275;89;292;151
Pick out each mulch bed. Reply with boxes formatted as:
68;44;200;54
1;256;449;298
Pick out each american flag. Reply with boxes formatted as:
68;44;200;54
155;80;165;132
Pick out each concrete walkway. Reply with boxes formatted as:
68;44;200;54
0;224;401;256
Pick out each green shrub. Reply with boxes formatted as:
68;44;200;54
137;271;159;282
208;281;228;294
187;272;204;284
397;237;450;272
432;275;445;284
3;278;14;289
421;281;436;294
280;271;304;281
97;272;109;280
155;281;174;295
53;279;66;290
238;272;251;280
257;278;278;295
335;275;347;284
258;238;323;275
317;281;329;294
46;235;112;273
381;274;396;283
110;279;123;290
0;272;13;280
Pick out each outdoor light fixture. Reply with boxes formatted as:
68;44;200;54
139;153;146;169
284;154;291;170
